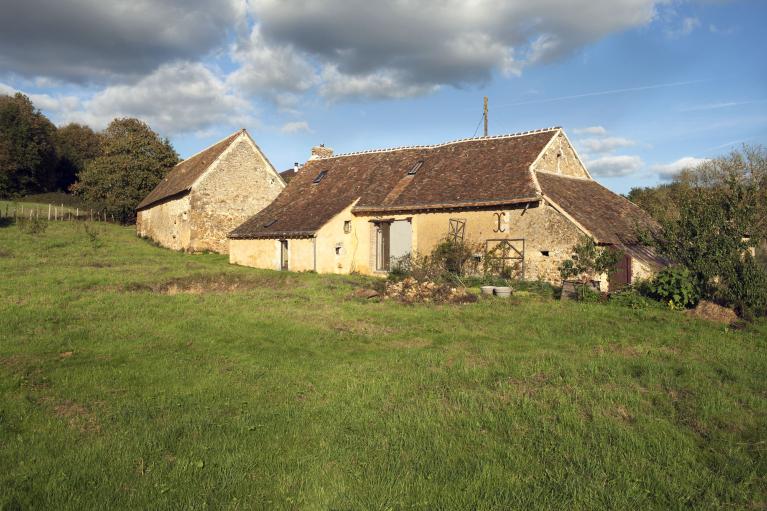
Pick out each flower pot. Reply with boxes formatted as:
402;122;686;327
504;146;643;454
480;286;496;296
494;286;512;298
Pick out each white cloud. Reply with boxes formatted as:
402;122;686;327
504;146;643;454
578;136;636;153
280;121;311;134
227;25;318;98
319;66;439;101
573;126;607;136
248;0;664;99
652;156;709;178
586;155;644;177
667;16;700;38
61;62;253;136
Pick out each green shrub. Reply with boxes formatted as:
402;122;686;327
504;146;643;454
16;216;48;235
646;266;700;310
574;284;603;303
559;237;622;283
609;287;659;310
718;253;767;318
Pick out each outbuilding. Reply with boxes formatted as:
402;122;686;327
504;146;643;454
136;129;285;253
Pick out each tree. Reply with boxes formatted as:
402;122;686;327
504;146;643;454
54;123;103;191
0;93;58;197
72;118;178;223
641;146;767;316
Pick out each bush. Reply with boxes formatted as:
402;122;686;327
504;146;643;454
609;287;659;310
16;216;48;235
559;236;622;283
718;254;767;318
645;266;700;310
389;239;482;284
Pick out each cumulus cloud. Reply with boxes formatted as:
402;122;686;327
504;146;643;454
61;62;253;136
280;121;312;134
228;25;318;98
586;155;644;177
578;136;636;153
248;0;664;99
0;0;245;83
652;156;709;178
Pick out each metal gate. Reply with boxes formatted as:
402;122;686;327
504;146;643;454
485;238;525;279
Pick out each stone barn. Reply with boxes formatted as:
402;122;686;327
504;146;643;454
136;129;285;254
229;127;662;289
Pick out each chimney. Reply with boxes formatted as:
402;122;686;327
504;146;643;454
293;162;299;172
309;143;333;160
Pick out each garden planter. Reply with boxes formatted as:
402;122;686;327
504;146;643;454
480;286;496;296
494;286;512;298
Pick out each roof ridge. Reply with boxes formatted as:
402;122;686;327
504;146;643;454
316;127;561;160
176;128;244;164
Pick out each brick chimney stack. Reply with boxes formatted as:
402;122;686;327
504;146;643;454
309;144;333;160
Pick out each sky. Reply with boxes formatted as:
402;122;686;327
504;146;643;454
1;0;765;194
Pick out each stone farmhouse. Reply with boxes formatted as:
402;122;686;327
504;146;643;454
228;127;662;289
136;129;285;254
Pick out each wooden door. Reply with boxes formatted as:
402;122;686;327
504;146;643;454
609;254;632;292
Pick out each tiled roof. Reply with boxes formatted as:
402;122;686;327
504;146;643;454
137;130;242;210
230;129;558;239
279;168;297;183
537;171;659;245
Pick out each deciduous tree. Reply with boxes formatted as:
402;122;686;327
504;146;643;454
73;118;178;223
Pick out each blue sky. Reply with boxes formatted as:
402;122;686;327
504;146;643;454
1;0;765;194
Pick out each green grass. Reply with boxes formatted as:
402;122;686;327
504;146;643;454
1;222;766;510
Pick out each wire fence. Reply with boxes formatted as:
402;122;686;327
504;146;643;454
0;203;117;223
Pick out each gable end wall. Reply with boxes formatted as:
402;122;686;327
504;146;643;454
533;131;589;179
189;136;284;253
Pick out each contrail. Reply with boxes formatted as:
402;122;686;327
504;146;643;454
493;80;708;109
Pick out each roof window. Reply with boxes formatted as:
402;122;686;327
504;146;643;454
313;170;328;184
263;219;277;228
407;160;424;176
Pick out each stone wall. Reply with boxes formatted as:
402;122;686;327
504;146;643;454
189;136;284;254
532;131;589;179
136;195;191;251
229;201;589;284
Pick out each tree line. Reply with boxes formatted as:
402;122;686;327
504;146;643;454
0;92;178;222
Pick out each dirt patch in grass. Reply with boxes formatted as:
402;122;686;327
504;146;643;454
53;400;101;433
124;273;301;295
331;319;399;337
0;248;11;257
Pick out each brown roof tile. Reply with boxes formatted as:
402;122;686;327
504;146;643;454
230;129;557;239
137;130;242;210
537;172;659;245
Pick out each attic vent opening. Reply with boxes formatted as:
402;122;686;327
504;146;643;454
407;160;424;176
313;170;327;184
263;219;277;228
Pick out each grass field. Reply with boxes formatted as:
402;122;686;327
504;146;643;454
1;222;766;510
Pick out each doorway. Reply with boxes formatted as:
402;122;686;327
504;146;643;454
280;240;288;271
375;220;411;271
608;254;632;292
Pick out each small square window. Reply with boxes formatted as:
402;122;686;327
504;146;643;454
313;170;327;184
343;220;351;233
